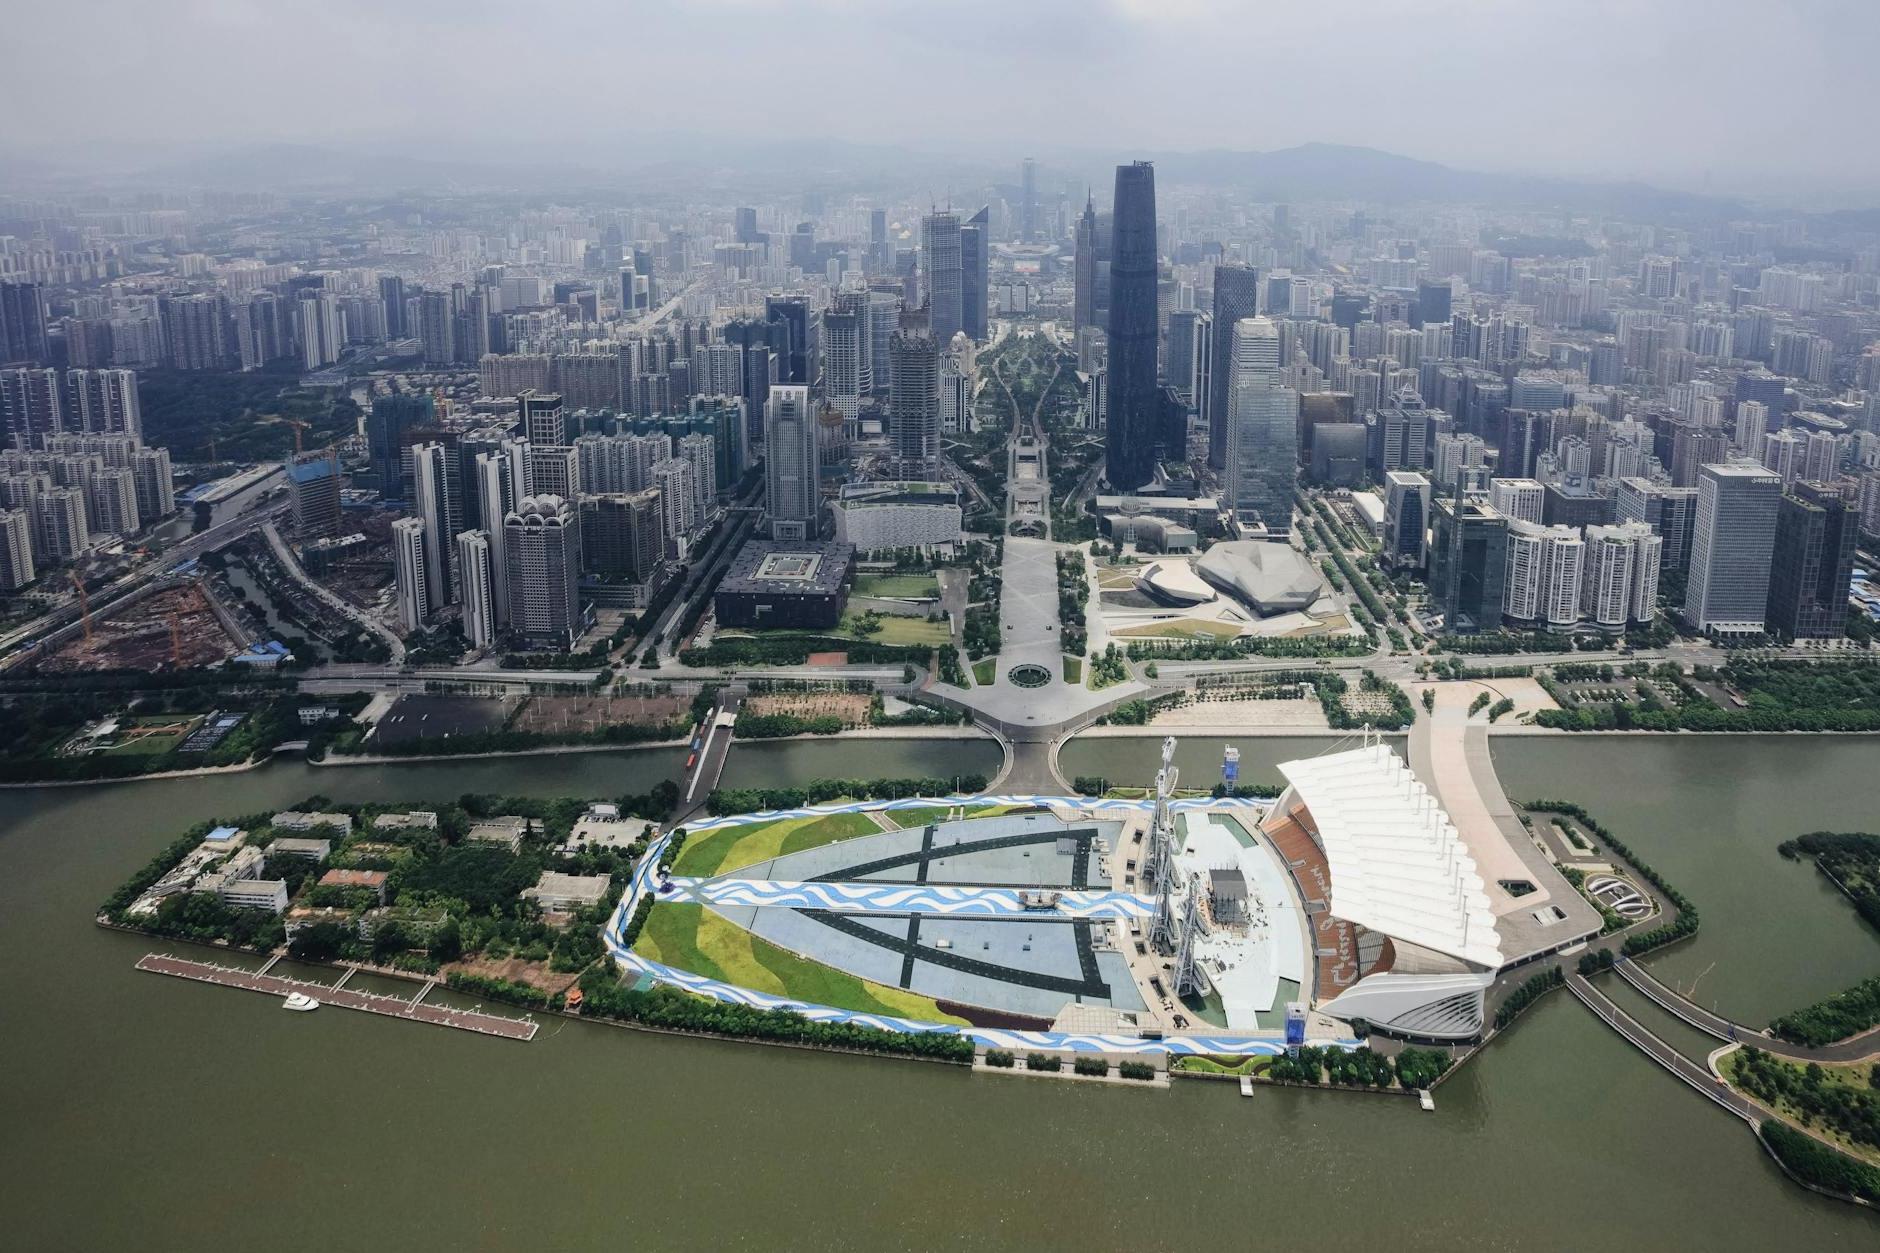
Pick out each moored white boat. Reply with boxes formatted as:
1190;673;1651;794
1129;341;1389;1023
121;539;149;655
282;992;320;1012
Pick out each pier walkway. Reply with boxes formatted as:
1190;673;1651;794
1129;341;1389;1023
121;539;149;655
1567;972;1759;1124
136;953;538;1041
1614;957;1880;1063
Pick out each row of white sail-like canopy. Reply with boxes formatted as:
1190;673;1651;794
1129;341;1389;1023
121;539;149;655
1275;743;1504;970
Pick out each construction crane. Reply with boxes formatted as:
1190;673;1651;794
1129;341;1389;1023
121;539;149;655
168;608;184;668
69;571;93;646
285;418;310;453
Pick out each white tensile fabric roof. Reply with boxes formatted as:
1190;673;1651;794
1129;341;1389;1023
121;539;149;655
1277;743;1503;970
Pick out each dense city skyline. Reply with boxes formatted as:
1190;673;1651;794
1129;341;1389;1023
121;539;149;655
11;6;1880;1243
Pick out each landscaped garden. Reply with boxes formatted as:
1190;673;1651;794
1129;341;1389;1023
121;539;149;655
631;900;968;1024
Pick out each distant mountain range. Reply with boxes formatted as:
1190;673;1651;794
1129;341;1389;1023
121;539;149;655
0;137;1749;219
1142;143;1743;219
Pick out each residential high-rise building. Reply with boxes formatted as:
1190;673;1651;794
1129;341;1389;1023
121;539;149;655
456;530;496;648
887;324;940;475
296;290;345;369
286;449;343;540
1105;161;1160;491
652;458;698;554
677;432;716;519
473;441;530;625
763;385;819;540
391;517;429;632
1583;521;1663;629
0;507;33;589
63;369;140;440
131;446;172;521
1766;480;1858;640
921;211;963;346
33;486;89;562
1223;316;1298;534
1502;520;1585;629
961;207;990;342
504;494;584;651
159;293;231;370
1759;428;1805;486
86;467;140;537
0;367;61;448
412;441;457;609
1683;461;1781;635
234;292;285;370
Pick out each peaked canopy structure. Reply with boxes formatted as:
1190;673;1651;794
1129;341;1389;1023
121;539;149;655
1273;742;1502;969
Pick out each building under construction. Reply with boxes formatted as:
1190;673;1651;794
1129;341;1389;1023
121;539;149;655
33;579;246;673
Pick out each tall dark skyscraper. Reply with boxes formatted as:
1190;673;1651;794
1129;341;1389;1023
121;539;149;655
764;295;817;386
1208;264;1259;470
1767;480;1857;640
961;207;989;342
378;274;406;339
1105;162;1159;491
366;391;435;496
0;281;49;365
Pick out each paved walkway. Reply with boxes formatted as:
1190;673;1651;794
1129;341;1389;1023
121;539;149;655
661;877;1155;919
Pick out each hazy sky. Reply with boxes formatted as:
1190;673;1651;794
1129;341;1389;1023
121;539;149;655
10;0;1879;196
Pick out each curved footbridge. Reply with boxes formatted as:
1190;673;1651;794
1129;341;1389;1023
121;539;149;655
1613;957;1880;1063
1567;973;1760;1122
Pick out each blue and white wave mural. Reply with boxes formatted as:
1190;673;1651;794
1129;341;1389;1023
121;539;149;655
660;877;1156;919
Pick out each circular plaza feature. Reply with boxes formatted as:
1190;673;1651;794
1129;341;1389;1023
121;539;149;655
1008;663;1052;688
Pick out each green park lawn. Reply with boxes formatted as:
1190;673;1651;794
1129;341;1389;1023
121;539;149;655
852;573;941;600
971;657;997;685
837;609;950;647
633;901;968;1024
671;809;882;877
1062;655;1083;683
